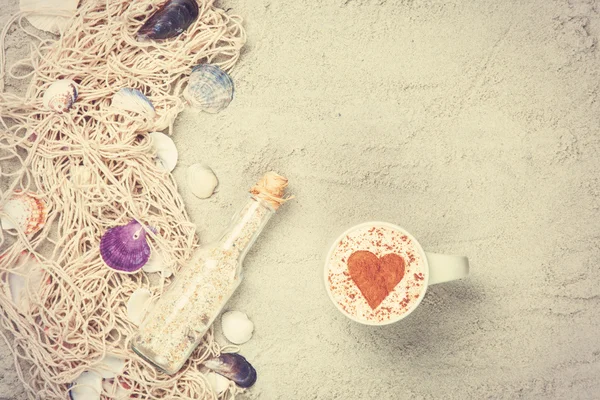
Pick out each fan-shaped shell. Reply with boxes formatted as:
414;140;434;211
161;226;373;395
1;190;48;235
42;79;78;112
111;88;156;118
100;220;151;273
20;0;79;35
183;64;234;113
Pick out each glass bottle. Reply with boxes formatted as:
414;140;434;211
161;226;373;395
131;173;288;375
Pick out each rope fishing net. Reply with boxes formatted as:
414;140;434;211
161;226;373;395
0;0;246;398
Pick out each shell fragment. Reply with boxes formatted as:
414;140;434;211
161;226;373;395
92;354;126;379
206;371;230;395
69;371;102;400
126;288;153;326
5;253;44;313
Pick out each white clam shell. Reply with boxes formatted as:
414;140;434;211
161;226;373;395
221;310;254;345
5;254;44;313
42;79;78;113
20;0;79;35
186;164;218;199
183;64;234;113
111;88;156;118
126;288;153;326
206;371;230;395
149;132;178;172
92;354;126;379
70;371;102;400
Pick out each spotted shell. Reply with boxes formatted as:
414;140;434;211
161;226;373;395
183;64;234;113
0;191;48;235
42;79;78;113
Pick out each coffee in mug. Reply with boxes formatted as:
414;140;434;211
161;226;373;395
324;222;469;325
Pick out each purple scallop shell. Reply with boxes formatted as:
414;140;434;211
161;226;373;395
204;353;257;388
100;220;151;273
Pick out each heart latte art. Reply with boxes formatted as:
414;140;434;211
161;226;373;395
347;251;405;309
326;224;428;324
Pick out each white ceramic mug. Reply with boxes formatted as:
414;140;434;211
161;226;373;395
324;221;469;325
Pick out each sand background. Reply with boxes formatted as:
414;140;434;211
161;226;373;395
1;0;600;398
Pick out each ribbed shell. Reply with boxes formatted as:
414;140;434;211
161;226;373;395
183;64;234;113
111;88;156;117
99;220;151;273
1;191;47;235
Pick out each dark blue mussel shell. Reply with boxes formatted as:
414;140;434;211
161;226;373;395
204;353;257;388
137;0;199;41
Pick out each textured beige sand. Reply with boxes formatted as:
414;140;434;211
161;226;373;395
2;0;600;399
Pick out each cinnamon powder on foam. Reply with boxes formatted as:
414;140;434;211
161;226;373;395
327;226;427;323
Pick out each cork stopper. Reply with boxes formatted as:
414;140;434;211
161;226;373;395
249;171;291;210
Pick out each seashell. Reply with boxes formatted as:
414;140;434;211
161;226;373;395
69;164;95;187
142;250;173;277
92;354;126;379
136;0;199;42
203;353;257;388
206;371;230;395
183;64;234;113
221;311;254;345
126;288;153;326
186;163;218;199
149;132;178;172
111;88;156;118
42;79;78;113
101;378;131;399
100;220;151;273
0;190;48;235
5;253;44;313
69;371;102;400
20;0;79;35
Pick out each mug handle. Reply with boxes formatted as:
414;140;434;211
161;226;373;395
425;252;469;285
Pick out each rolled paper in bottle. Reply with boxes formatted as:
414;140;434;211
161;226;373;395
249;171;291;210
